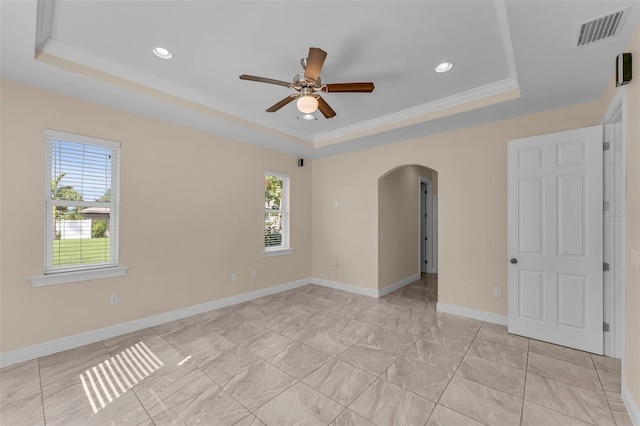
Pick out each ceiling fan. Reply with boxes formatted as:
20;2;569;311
239;47;375;119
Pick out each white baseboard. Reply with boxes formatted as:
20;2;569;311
311;277;378;298
379;273;420;297
437;302;508;326
623;379;640;426
0;277;311;368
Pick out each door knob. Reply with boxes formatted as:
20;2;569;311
510;258;518;264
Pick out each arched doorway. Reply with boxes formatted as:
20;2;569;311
378;164;438;299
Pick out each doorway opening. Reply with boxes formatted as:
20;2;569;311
378;164;438;297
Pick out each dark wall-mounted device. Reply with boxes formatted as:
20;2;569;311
616;53;632;87
298;158;304;167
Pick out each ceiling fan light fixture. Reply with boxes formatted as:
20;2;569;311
435;62;453;73
152;47;173;59
302;113;315;120
296;96;318;114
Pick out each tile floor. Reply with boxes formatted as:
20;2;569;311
0;275;633;425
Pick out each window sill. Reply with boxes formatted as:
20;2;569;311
29;266;129;287
261;248;294;258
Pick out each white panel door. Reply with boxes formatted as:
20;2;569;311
507;125;603;354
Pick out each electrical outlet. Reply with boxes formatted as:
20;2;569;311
251;270;257;278
231;273;237;282
494;287;502;296
110;294;118;305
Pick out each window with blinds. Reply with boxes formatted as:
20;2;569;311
264;172;290;250
45;130;120;273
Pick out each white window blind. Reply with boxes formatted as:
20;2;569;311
45;130;120;273
264;172;290;250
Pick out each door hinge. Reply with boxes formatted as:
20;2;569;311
603;201;610;211
603;141;610;151
603;322;610;332
604;263;610;271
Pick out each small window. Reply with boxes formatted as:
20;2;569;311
264;172;290;252
45;130;120;274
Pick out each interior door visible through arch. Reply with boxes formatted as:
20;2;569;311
420;179;433;274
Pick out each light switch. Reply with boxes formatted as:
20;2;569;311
631;250;640;268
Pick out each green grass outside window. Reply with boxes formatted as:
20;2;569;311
52;238;110;266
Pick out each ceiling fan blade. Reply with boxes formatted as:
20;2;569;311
316;96;336;119
324;82;375;93
266;95;297;112
304;47;327;82
239;74;291;88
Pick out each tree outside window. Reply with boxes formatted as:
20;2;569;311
264;173;289;249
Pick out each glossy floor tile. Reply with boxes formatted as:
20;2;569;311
524;372;616;425
303;359;376;406
425;404;484;426
254;382;343;425
330;409;376;426
521;400;592;426
528;338;593;367
132;365;214;417
267;343;331;380
0;359;41;406
467;336;528;370
384;357;451;401
152;385;248;425
350;379;435;425
527;351;602;393
456;354;525;397
439;376;522;426
1;274;632;426
0;392;45;426
222;360;297;411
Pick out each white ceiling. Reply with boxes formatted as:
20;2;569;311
1;1;638;158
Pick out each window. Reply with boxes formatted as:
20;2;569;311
43;130;121;276
263;172;291;256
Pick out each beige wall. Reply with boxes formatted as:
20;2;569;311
601;23;640;415
0;80;312;352
312;100;603;313
378;165;435;289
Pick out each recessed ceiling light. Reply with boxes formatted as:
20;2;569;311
435;62;453;73
302;113;315;120
152;47;173;59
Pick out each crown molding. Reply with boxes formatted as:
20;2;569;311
312;78;520;147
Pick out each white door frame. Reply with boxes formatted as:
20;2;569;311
418;177;433;273
602;90;626;359
433;195;438;273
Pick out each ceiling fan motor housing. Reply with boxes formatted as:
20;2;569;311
294;73;322;90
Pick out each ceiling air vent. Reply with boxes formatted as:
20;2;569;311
576;7;630;47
